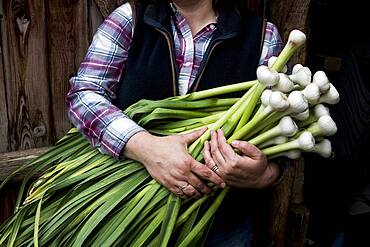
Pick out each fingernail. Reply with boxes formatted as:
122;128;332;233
221;183;226;188
231;141;239;146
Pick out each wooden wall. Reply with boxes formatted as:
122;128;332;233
0;0;106;154
268;1;311;246
0;0;311;246
0;0;105;225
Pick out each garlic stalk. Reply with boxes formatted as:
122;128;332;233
229;91;290;140
229;29;307;142
249;116;298;146
313;103;330;118
318;83;340;104
241;91;309;140
262;131;315;156
306;115;338;137
272;73;295;93
256;65;279;87
259;136;288;149
297;104;330;128
292;108;310;121
269;150;302;160
289;67;311;87
301;83;321;105
269;91;290;111
268;56;288;73
311;139;332;158
288;91;309;113
271;30;306;72
312;71;330;94
292;64;303;74
261;89;272;106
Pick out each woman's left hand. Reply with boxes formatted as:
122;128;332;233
203;129;280;189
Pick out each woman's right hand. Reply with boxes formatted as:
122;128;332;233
123;127;226;199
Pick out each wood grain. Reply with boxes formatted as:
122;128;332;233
1;0;53;151
0;183;18;223
270;0;311;65
46;0;90;140
0;2;9;153
89;0;105;39
268;1;311;246
94;0;124;18
0;147;49;181
268;158;302;247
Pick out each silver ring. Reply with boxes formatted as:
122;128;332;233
211;164;219;172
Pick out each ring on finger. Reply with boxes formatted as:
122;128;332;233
211;164;219;173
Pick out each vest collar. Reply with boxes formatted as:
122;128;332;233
143;1;242;40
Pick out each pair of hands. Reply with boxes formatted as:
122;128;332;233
124;128;280;199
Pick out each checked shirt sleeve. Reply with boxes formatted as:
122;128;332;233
66;3;145;158
259;22;284;65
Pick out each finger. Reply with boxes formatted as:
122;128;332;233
181;184;202;198
203;141;215;169
210;130;226;166
231;140;263;160
204;141;221;177
181;127;207;144
216;129;236;160
187;173;212;195
170;187;188;199
191;159;226;188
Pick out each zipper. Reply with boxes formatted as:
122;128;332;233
155;28;177;96
259;18;267;57
191;40;223;92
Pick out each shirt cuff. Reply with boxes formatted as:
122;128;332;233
99;115;146;159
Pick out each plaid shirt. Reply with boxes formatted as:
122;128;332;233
66;3;284;158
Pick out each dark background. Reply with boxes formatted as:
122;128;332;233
304;0;370;246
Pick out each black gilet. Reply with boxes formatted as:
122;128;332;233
114;0;266;233
115;1;265;110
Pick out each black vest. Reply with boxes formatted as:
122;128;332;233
115;0;266;234
115;1;265;110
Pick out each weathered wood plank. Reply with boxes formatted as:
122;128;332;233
268;159;302;247
0;3;9;153
1;0;54;151
286;204;310;247
0;147;50;181
89;0;105;39
270;0;311;65
0;183;18;223
268;1;311;246
46;0;90;140
94;0;124;18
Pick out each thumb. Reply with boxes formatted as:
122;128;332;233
231;140;263;159
181;127;207;144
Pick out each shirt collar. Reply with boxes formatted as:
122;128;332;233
168;2;218;27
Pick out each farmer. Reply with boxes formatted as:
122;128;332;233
67;0;285;245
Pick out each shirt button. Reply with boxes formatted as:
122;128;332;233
210;24;215;29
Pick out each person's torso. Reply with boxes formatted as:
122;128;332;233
114;0;265;110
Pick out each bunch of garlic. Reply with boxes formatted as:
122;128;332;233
251;58;339;159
